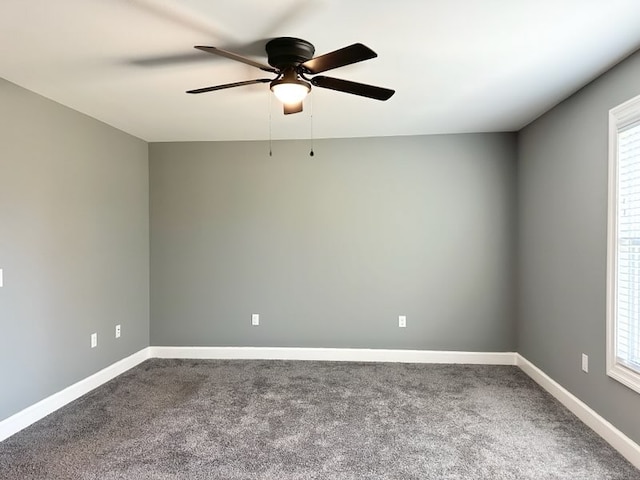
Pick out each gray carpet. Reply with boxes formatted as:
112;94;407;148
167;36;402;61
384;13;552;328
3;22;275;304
0;360;638;479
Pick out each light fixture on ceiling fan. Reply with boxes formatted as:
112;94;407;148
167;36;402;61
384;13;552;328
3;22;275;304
269;68;311;105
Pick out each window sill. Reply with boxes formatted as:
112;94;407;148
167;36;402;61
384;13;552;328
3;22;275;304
607;362;640;395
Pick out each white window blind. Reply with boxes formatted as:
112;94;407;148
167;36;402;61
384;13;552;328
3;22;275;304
616;121;640;373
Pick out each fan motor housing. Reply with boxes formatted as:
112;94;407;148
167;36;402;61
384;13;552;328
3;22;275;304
265;37;315;69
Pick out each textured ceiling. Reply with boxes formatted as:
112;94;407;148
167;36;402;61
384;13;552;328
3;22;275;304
2;0;640;141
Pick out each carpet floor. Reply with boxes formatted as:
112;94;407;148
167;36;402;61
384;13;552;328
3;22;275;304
0;359;638;479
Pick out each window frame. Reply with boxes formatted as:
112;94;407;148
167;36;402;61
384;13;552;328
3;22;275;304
607;92;640;395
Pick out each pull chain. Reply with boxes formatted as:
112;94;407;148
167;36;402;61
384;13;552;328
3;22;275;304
269;92;273;156
309;93;315;157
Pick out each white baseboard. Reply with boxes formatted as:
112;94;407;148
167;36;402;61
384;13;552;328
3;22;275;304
516;354;640;470
150;346;518;365
0;348;151;442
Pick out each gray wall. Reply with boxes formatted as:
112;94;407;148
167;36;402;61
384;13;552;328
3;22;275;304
0;79;150;422
517;50;640;444
150;134;517;350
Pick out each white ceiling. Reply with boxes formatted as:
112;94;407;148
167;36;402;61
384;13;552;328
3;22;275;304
2;0;640;142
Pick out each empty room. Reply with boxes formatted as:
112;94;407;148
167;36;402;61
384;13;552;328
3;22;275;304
2;1;640;478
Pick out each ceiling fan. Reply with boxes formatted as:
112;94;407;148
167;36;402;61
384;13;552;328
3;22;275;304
186;37;395;114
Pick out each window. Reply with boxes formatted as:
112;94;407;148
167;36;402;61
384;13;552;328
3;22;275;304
607;93;640;394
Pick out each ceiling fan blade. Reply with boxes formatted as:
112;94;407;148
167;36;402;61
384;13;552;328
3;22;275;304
311;76;395;101
301;43;377;74
283;101;304;115
186;79;271;94
194;46;277;73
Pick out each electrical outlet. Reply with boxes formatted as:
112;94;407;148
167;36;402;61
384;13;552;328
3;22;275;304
0;268;3;287
115;324;121;338
251;313;260;326
398;315;407;328
91;333;98;349
582;353;589;373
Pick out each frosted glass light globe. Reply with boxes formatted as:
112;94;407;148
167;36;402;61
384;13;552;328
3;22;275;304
271;81;310;104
